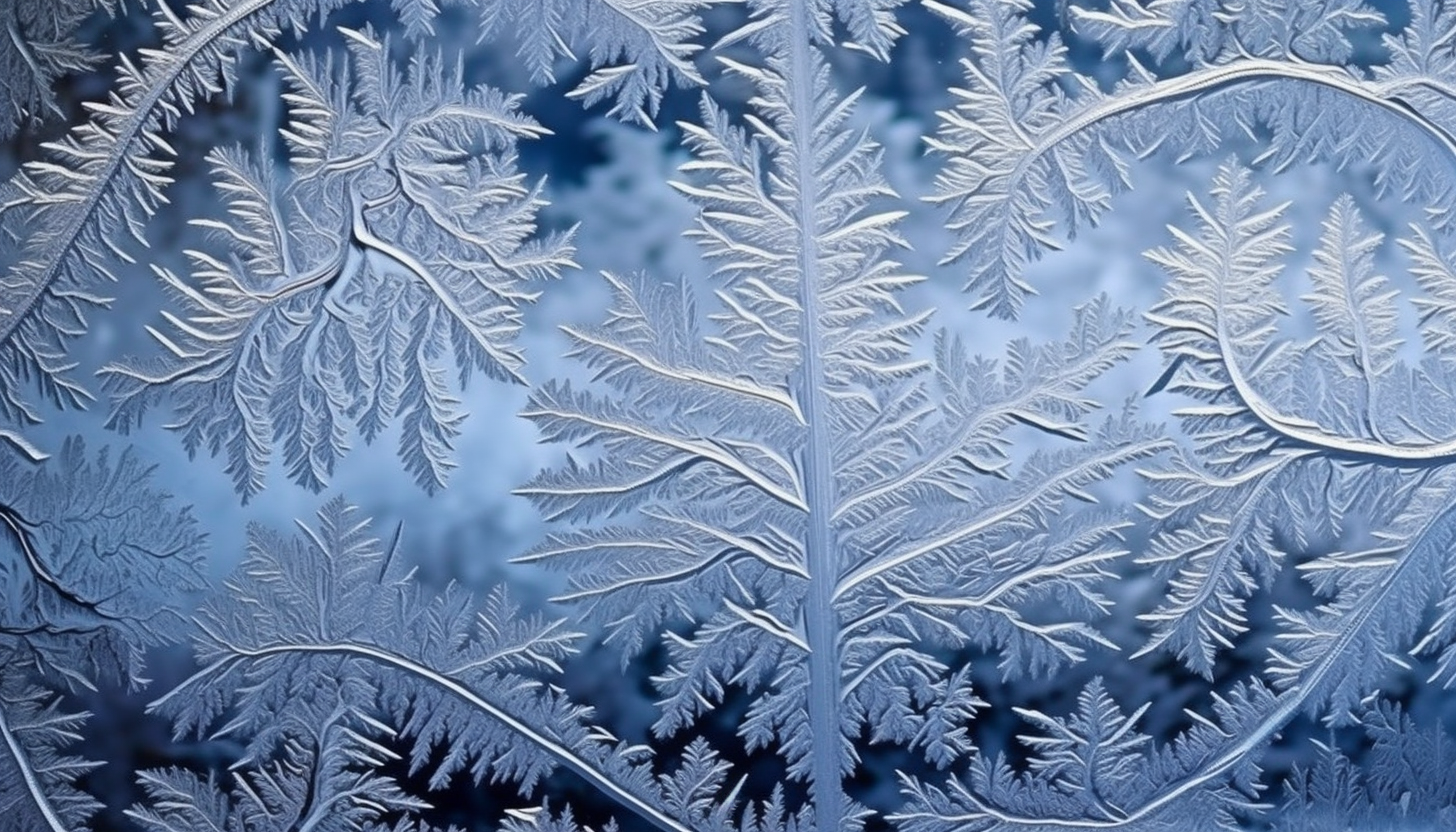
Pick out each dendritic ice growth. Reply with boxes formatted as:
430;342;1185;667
2;1;1456;831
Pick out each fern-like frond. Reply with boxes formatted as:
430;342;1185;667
129;711;430;832
102;30;574;497
1266;470;1456;723
0;436;203;832
894;678;1274;831
896;158;1456;832
952;158;1456;832
1300;193;1402;435
734;0;912;59
1402;223;1456;361
0;0;379;430
1136;162;1456;683
0;0;709;442
1068;0;1381;64
1273;700;1456;831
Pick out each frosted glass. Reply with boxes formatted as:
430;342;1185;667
0;1;1451;830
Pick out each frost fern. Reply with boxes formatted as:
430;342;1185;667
103;29;574;496
515;2;1161;829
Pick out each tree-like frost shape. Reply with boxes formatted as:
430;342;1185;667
1139;164;1456;715
0;439;207;682
513;3;1166;830
0;0;446;473
101;29;575;497
886;3;1456;822
0;0;376;453
0;673;100;832
0;438;206;830
895;678;1278;831
1134;170;1414;681
13;0;1456;830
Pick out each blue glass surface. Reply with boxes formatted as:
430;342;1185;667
0;1;1451;830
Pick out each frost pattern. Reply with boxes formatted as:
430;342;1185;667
1272;702;1456;831
459;0;709;126
515;3;1158;829
0;0;114;142
0;439;205;830
928;0;1456;317
103;29;574;496
0;0;702;467
3;0;1456;830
